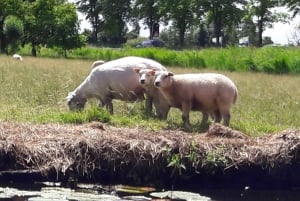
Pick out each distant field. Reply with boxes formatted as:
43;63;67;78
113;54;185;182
1;55;300;136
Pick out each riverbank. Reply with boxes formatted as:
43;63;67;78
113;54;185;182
0;121;300;189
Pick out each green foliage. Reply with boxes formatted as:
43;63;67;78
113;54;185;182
76;0;103;43
290;59;300;73
59;106;111;124
178;50;206;68
3;15;24;53
243;57;258;72
205;145;228;172
283;0;300;17
132;0;162;39
201;0;246;47
158;0;199;48
47;3;86;56
245;0;291;46
21;0;84;56
167;154;186;177
186;141;201;171
96;0;132;47
274;58;290;74
19;46;300;74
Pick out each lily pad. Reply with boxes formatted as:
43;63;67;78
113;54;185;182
122;195;152;201
0;187;40;198
115;185;156;194
37;186;121;201
150;191;211;201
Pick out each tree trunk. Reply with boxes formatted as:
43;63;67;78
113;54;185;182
214;14;222;47
148;18;154;39
31;44;37;57
64;49;68;58
179;28;185;49
0;34;7;54
0;21;6;54
257;18;263;47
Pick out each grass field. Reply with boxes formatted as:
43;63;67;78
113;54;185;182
1;54;300;136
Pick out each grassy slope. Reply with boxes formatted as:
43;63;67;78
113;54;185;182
1;55;299;136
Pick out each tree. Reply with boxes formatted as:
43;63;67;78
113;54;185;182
238;3;258;46
23;0;84;56
48;3;86;57
159;0;198;49
160;26;179;48
132;0;162;39
262;36;273;45
0;0;24;53
23;0;60;56
197;24;209;47
247;0;290;47
200;0;246;47
283;0;300;17
76;0;103;43
100;0;131;46
3;15;24;54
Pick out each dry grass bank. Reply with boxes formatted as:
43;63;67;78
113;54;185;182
0;121;299;188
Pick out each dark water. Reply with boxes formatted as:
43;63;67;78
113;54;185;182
201;187;300;201
1;182;300;201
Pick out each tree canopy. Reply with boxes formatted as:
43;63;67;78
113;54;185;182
77;0;295;48
0;0;84;56
0;0;298;51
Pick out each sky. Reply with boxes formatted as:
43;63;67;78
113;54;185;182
263;18;299;45
262;7;300;45
75;6;299;45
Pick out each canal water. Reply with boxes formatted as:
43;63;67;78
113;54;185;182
1;182;300;201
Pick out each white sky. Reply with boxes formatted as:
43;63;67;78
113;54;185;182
76;6;300;45
263;7;300;45
263;18;299;45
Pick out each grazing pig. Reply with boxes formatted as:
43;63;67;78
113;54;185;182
153;71;238;127
66;56;166;114
134;68;170;119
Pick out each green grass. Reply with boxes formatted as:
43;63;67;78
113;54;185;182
19;45;300;74
1;54;300;136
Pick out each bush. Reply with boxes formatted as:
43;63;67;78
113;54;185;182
244;58;258;72
3;15;24;54
274;58;290;74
